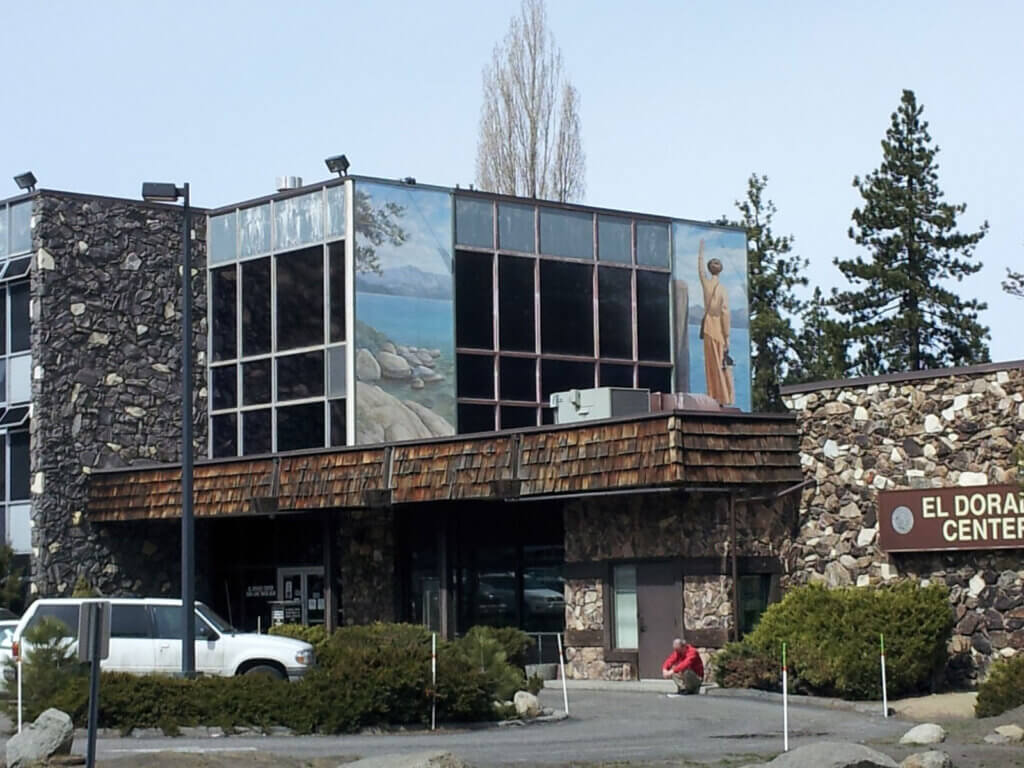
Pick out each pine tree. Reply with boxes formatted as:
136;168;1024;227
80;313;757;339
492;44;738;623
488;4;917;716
833;89;990;375
1004;267;1024;299
788;287;850;384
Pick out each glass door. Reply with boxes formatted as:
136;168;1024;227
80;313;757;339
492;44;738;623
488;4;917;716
276;566;325;626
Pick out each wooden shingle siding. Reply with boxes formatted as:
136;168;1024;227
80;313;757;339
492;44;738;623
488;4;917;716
87;411;803;522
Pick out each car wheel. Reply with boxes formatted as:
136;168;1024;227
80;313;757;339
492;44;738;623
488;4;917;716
242;664;285;680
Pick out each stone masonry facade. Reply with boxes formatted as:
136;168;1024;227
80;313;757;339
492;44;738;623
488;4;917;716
31;192;208;596
782;363;1024;683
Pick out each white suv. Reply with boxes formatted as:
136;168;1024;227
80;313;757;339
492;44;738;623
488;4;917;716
11;598;314;681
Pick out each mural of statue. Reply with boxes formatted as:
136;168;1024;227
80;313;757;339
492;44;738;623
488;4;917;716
697;239;735;405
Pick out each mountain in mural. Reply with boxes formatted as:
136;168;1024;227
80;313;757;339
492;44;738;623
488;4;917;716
355;263;453;300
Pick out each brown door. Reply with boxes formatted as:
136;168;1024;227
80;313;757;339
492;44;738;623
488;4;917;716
636;561;682;678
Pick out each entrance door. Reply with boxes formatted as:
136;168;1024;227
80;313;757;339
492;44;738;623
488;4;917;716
636;562;682;679
277;567;326;626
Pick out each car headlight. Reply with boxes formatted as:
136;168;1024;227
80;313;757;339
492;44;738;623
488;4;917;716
295;649;314;666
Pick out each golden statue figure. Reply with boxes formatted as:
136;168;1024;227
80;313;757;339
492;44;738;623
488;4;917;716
697;239;735;405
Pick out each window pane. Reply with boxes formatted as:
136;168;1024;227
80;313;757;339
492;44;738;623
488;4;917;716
9;282;29;353
111;605;152;639
277;351;324;401
210;266;237;361
274;191;324;251
599;363;634;388
8;354;30;403
598;216;631;263
539;207;592;260
540;261;593;356
637;222;670;268
8;502;31;555
28;605;79;637
540;359;594;400
242;409;271;455
211;365;237;410
0;207;6;258
499;256;535;352
328;242;346;343
499;356;536;401
212;413;238;458
327;345;346;398
500;406;537;429
457;403;495;434
0;290;6;355
455;197;494;248
327;185;346;240
0;440;5;498
208;212;237;265
456;354;494;399
239;204;271;258
276;246;324;351
242;359;271;405
0;360;6;404
637;271;670;361
638;366;672;393
151;605;182;639
498;203;534;253
598;267;632;359
329;399;347;446
613;565;638;649
455;251;493;350
241;258;271;356
10;431;29;500
9;201;31;255
277;402;325;451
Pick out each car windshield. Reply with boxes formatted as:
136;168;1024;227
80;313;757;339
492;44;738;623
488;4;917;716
196;603;236;634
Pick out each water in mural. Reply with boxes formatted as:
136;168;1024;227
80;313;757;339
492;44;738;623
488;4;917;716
354;181;456;443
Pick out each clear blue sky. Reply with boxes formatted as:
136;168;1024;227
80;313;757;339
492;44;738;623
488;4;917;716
6;1;1022;363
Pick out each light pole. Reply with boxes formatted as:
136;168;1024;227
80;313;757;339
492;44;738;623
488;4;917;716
141;181;194;676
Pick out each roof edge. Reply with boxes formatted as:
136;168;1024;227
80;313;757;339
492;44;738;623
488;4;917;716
780;358;1024;396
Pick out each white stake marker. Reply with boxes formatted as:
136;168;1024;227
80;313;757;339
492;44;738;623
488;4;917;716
782;642;789;752
431;632;437;731
880;633;888;718
557;632;570;716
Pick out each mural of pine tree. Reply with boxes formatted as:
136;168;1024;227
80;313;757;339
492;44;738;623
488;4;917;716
833;89;990;375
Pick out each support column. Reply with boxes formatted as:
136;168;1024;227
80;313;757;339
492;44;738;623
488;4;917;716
323;512;337;633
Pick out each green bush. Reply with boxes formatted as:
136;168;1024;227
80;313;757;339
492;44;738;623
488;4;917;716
975;654;1024;718
268;623;329;657
460;625;534;669
714;583;953;700
5;618;88;721
450;627;526;702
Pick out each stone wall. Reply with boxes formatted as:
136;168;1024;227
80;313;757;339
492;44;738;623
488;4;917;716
31;192;208;595
339;508;395;624
783;364;1024;682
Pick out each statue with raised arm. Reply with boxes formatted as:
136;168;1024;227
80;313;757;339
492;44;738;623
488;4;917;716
697;239;735;405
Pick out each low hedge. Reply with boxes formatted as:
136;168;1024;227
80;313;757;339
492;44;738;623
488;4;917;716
714;582;953;700
975;654;1024;718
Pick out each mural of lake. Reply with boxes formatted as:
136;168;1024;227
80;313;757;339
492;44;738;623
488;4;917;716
357;293;453;352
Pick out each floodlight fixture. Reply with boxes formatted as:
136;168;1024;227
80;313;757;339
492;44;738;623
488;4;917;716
13;172;36;192
402;176;416;185
141;182;185;202
325;154;350;177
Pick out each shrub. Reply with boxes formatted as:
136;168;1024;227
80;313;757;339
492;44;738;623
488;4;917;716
712;644;780;692
975;654;1024;718
450;627;525;702
268;623;329;657
6;618;88;721
714;582;953;700
461;625;535;669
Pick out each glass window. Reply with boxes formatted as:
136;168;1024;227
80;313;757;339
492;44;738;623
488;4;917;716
9;202;31;255
8;354;30;403
8;502;30;555
276;246;324;351
242;360;271;405
456;197;494;248
211;365;237;410
329;399;347;446
241;258;271;356
327;345;346;399
151;605;182;639
9;431;29;500
498;203;534;253
598;216;631;263
498;256;535;352
0;406;28;428
613;565;638;649
500;406;537;430
599;363;634;388
210;266;237;362
457;403;495;434
540;261;593;356
3;258;30;281
638;366;671;393
0;361;6;404
739;574;772;636
277;402;325;452
456;354;494;400
27;604;79;637
636;271;670;361
523;548;564;633
208;212;237;265
637;222;670;268
499;356;536;402
0;207;7;259
0;290;5;354
455;251;493;350
274;191;324;251
238;204;271;258
327;185;346;240
242;409;271;455
328;242;345;343
539;207;592;260
277;351;324;401
9;282;29;353
540;359;594;399
212;413;237;458
0;440;5;498
111;604;152;639
598;267;632;359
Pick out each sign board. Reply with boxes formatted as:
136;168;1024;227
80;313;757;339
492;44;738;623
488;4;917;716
878;485;1024;552
77;601;111;662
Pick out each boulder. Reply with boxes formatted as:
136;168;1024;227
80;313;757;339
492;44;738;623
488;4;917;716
356;348;382;381
411;377;424;390
513;690;541;718
380;342;397;354
740;741;898;768
355;385;455;443
899;723;947;746
404;400;455;437
994;723;1024;742
899;752;952;768
376;351;412;379
7;708;74;768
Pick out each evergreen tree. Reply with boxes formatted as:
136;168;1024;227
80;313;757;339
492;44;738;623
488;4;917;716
788;287;850;384
1004;267;1024;299
833;89;990;375
721;174;808;410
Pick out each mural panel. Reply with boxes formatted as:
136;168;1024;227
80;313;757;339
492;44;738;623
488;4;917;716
672;223;751;411
354;182;456;443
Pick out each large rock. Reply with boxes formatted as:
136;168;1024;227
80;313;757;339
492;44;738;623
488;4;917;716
356;348;382;381
994;723;1024;742
355;385;454;443
376;350;413;379
7;708;74;768
513;690;541;718
405;400;455;437
740;741;898;768
345;751;469;768
900;752;952;768
899;723;947;746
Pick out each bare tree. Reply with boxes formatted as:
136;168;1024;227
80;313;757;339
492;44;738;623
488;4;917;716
476;0;585;202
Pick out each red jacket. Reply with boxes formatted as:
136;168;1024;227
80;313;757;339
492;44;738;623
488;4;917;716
663;645;704;678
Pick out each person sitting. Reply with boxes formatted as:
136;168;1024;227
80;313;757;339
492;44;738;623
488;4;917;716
661;637;704;695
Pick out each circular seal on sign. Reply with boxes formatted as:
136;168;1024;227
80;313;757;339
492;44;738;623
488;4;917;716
891;505;914;535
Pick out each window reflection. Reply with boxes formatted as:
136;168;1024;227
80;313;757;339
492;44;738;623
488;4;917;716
274;191;324;251
239;205;271;258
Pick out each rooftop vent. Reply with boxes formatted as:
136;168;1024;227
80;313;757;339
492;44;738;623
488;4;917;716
276;176;303;192
549;387;651;424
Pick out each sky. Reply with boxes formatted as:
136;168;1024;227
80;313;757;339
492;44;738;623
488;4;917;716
4;1;1022;363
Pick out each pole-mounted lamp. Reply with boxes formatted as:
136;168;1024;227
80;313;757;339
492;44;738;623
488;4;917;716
141;181;195;677
13;172;36;192
324;154;350;177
